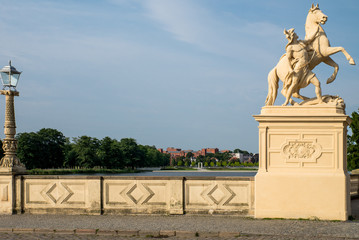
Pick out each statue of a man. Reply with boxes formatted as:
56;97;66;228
282;28;320;105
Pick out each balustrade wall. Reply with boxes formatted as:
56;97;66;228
0;174;357;215
4;175;254;215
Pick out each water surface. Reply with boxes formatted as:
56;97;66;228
117;171;257;177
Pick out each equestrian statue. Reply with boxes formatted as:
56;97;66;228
265;4;355;106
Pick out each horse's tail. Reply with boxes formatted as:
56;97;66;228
265;67;279;106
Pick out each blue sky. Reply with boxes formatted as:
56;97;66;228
0;0;358;153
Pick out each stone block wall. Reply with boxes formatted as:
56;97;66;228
1;175;254;216
0;174;357;216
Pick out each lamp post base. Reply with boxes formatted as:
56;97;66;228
0;155;26;173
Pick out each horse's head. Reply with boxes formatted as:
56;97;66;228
308;4;327;25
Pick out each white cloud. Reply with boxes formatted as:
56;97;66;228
142;0;283;63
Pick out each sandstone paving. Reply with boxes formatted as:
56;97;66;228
0;233;358;240
0;214;359;239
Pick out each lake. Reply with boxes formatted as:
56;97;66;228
117;170;257;177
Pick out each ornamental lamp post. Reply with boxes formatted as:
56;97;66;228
0;61;25;173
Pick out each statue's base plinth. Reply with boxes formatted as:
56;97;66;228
253;105;351;220
255;172;349;220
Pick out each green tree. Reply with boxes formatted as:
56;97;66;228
17;128;66;169
234;148;249;155
177;160;183;166
72;136;100;168
186;152;194;159
17;132;40;169
119;138;140;169
348;109;359;171
37;128;66;168
63;138;78;168
97;137;123;169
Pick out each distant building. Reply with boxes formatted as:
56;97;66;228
159;147;219;165
158;147;258;166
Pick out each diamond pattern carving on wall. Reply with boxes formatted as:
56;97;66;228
281;137;322;165
121;183;159;205
201;184;236;206
105;183;128;205
46;183;64;203
125;184;143;204
41;183;74;204
36;182;83;205
141;184;156;205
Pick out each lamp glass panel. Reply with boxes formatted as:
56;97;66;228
0;72;10;86
10;73;20;87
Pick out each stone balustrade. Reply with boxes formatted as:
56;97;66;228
1;175;254;215
0;174;356;216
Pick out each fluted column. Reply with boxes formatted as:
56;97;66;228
0;90;25;172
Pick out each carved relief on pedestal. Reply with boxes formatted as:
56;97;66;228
0;138;24;168
0;156;24;168
281;138;322;165
2;139;17;153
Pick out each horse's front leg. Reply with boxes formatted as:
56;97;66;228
321;46;355;65
323;57;339;84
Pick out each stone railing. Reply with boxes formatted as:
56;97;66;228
351;174;359;199
0;173;356;216
6;175;254;216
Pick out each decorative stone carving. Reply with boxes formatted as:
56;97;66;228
2;139;17;152
27;181;86;206
185;180;253;215
281;138;322;165
299;95;345;109
201;184;237;205
265;4;355;106
0;90;25;172
123;183;156;205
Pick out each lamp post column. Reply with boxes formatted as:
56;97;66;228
0;90;24;172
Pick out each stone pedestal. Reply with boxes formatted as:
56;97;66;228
253;105;351;220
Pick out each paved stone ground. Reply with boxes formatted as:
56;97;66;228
0;233;358;240
0;198;357;240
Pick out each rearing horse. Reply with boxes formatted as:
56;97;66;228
305;4;355;84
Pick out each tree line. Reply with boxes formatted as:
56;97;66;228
15;128;170;169
348;108;359;171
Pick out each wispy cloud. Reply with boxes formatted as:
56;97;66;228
142;0;283;63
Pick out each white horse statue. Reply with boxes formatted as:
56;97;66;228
305;4;355;84
265;4;355;106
